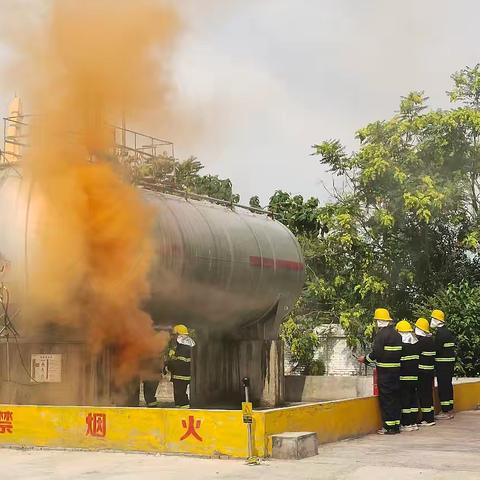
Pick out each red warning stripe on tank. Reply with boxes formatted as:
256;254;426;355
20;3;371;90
249;256;304;271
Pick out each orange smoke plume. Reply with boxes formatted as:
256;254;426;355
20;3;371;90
9;0;181;381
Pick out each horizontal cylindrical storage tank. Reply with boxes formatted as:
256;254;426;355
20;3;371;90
0;166;305;332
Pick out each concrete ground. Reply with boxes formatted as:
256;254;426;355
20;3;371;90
1;410;479;479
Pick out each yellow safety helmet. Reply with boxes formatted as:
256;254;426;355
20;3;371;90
173;324;188;335
431;309;445;322
395;319;413;333
415;317;431;334
374;308;392;322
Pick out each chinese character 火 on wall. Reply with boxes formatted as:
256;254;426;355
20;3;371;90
180;415;203;442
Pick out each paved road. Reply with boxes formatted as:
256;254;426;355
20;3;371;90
1;410;479;479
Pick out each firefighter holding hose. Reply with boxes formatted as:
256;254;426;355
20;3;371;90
164;324;196;408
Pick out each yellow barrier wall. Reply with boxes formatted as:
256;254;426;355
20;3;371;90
0;405;266;458
263;396;382;454
453;382;480;412
262;381;480;455
0;381;478;458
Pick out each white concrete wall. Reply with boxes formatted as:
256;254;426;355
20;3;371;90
284;324;361;376
285;375;373;402
285;375;480;403
315;324;360;376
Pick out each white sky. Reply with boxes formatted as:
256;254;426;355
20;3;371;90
1;0;479;204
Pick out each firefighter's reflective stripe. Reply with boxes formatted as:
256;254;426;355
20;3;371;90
435;357;455;362
443;342;455;347
178;405;190;409
401;408;411;413
421;406;434;413
384;346;402;351
422;351;436;356
172;375;191;381
400;375;418;381
441;400;453;406
385;420;400;426
171;356;191;362
410;407;419;413
377;362;401;368
168;349;176;358
365;354;375;365
419;364;434;370
400;355;419;361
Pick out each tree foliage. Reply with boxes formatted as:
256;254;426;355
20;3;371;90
280;317;321;374
276;65;480;365
127;155;240;203
416;282;480;376
269;191;321;236
268;192;327;371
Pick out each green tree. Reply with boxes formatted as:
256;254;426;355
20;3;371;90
310;67;480;349
280;317;321;374
276;65;480;354
267;191;328;369
416;282;480;376
268;191;321;236
126;155;240;203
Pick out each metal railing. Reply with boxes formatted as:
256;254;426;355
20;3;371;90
1;115;270;215
137;179;271;216
2;115;174;164
113;125;174;160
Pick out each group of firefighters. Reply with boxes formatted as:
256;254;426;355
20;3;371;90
142;324;196;409
359;308;456;434
140;309;456;421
